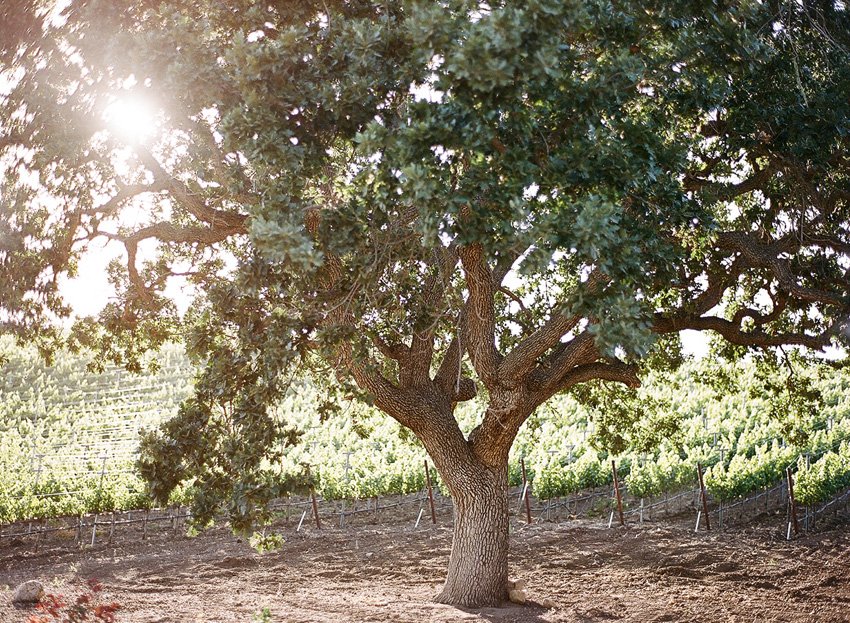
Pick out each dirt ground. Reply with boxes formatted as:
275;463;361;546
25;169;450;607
1;511;849;623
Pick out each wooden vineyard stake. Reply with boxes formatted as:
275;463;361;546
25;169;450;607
718;448;726;530
804;454;811;531
786;466;800;537
520;457;532;524
697;463;711;531
424;461;437;525
611;460;625;527
32;453;44;545
89;454;109;546
108;512;116;544
311;488;322;529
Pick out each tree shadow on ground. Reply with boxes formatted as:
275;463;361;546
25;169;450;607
454;601;552;623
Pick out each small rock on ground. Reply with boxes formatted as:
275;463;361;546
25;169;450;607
12;580;44;604
507;578;527;592
508;588;527;604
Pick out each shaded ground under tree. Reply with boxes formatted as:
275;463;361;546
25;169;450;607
1;514;849;623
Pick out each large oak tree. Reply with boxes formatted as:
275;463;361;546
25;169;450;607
2;0;849;607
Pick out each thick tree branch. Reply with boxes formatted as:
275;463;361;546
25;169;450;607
98;221;245;302
731;290;789;327
492;242;529;285
498;270;604;388
526;331;599;396
653;313;839;350
434;319;465;395
717;231;847;308
318;246;472;459
137;147;248;232
472;358;639;465
555;361;641;393
332;320;479;479
684;163;775;201
469;328;627;466
79;181;170;218
370;334;407;362
404;243;458;387
686;256;748;316
458;243;502;389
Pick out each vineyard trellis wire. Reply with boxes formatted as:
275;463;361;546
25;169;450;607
3;468;849;551
3;342;850;546
5;406;850;528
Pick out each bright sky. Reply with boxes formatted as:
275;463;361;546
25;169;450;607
58;246;117;317
681;331;710;358
59;243;195;318
52;83;199;318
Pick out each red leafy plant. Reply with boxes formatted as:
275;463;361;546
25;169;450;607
27;579;120;623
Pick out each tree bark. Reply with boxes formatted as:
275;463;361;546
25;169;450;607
435;461;509;607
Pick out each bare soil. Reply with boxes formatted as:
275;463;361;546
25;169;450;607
1;512;849;623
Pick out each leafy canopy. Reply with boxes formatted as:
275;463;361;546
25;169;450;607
1;0;849;524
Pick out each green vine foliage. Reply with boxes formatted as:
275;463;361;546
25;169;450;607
5;340;850;520
795;442;850;507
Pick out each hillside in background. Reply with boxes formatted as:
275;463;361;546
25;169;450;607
2;338;850;524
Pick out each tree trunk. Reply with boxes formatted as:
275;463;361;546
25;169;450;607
436;462;509;607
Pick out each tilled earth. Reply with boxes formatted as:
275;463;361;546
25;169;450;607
1;512;849;623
